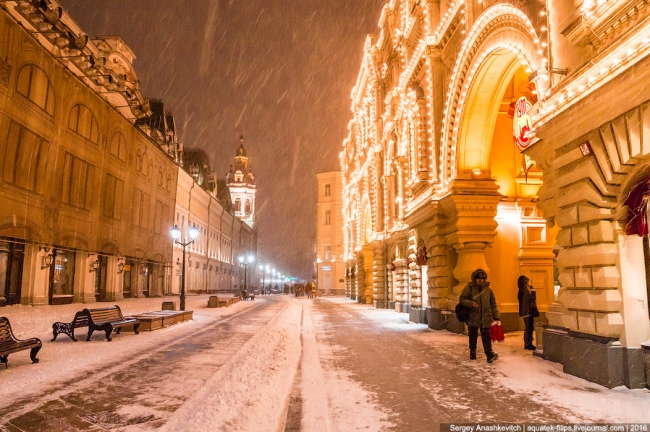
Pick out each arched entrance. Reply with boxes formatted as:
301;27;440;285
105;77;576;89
444;11;557;330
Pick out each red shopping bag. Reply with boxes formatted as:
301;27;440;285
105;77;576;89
489;321;505;343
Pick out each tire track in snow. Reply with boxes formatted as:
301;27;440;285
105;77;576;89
0;298;285;431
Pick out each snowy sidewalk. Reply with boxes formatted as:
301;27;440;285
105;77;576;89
318;297;650;425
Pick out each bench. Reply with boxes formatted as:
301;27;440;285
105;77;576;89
85;305;140;342
51;311;90;342
0;317;42;368
207;296;232;308
122;310;193;332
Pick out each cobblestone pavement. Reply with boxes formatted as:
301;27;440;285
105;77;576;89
309;299;599;431
0;298;285;432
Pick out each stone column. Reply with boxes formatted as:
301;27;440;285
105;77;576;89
357;245;373;304
105;256;125;302
386;264;394;309
393;258;408;312
442;180;500;332
344;265;350;298
21;244;47;306
425;215;451;329
372;240;386;308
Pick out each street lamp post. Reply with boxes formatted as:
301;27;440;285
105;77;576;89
171;224;199;311
238;253;256;294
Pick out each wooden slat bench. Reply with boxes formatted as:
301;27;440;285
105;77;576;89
85;305;140;341
51;311;90;342
0;317;42;368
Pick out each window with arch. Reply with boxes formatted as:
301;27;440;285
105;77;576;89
234;199;241;212
245;200;251;215
68;104;99;143
16;64;55;116
110;132;126;161
325;210;331;226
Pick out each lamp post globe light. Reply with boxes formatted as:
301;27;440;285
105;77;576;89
171;224;199;311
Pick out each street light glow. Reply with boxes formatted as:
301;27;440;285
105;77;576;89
170;225;181;241
189;225;199;240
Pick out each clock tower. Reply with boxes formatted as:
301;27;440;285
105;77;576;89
226;136;256;228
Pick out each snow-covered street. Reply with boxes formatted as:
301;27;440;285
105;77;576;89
1;296;649;431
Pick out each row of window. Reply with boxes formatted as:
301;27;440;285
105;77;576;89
234;198;253;214
174;212;237;263
3;120;172;230
16;64;170;191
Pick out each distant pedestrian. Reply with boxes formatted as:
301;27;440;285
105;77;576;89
459;268;500;363
311;284;316;298
517;275;536;350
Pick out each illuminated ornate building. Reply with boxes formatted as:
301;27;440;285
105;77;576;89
342;0;650;388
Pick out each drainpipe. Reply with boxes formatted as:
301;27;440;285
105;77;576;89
384;237;389;309
218;204;224;291
188;179;195;294
206;193;212;294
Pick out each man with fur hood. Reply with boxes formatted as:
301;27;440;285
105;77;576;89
459;268;500;363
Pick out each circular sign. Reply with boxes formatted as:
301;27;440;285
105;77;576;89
513;96;533;151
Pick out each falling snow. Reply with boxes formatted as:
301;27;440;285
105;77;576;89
58;0;387;279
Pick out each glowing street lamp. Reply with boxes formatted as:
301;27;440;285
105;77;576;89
171;224;199;311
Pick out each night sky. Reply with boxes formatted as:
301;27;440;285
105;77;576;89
58;0;386;279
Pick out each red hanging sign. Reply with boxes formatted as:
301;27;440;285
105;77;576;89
512;96;533;151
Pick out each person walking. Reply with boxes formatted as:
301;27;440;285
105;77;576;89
517;275;536;350
459;268;500;363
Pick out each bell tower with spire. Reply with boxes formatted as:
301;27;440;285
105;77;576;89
226;135;256;228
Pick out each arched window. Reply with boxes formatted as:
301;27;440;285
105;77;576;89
136;150;142;172
110;132;126;161
234;199;241;212
68;104;99;143
245;200;251;215
141;152;148;177
16;64;55;115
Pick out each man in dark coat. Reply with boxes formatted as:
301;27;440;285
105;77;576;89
459;268;500;363
517;275;536;350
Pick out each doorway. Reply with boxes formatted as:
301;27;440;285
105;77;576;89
49;250;75;305
0;241;24;306
94;255;108;302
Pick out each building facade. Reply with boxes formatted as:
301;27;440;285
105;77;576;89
0;2;178;306
0;1;260;305
342;0;650;388
316;171;345;295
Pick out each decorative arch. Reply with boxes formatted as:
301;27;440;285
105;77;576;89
68;104;99;143
110;131;126;162
16;63;55;115
440;4;544;185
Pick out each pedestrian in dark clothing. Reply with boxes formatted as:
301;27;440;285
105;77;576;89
459;268;500;363
517;275;536;350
